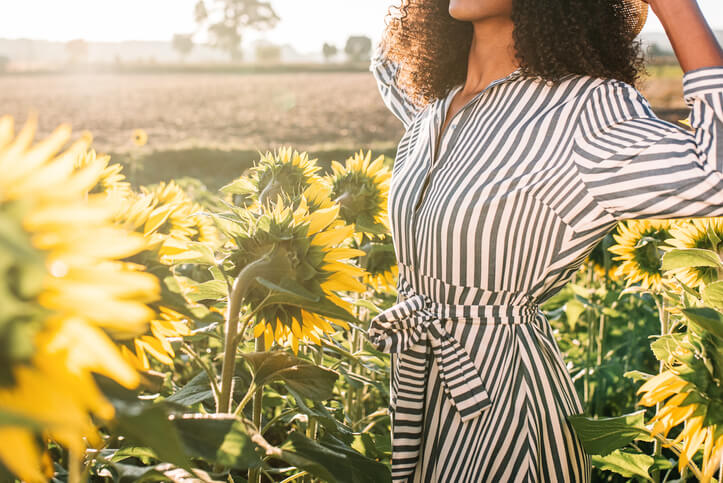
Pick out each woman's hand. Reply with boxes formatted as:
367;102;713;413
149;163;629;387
641;0;723;72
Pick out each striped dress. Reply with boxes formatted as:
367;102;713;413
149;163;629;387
365;40;723;483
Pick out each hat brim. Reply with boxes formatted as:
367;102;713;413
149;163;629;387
624;0;649;38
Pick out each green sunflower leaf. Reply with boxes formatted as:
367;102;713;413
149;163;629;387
161;241;216;266
220;177;256;195
240;351;338;400
702;281;723;310
354;213;387;235
680;307;723;340
622;370;654;383
650;333;687;363
567;410;652;456
171;416;262;470
661;248;723;270
591;449;654;482
279;429;392;483
166;371;215;407
182;279;228;302
255;277;358;323
255;276;320;302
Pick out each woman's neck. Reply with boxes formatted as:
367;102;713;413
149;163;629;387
463;17;520;94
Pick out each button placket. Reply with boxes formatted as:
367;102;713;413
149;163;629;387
409;70;522;277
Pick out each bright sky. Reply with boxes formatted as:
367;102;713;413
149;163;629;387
1;0;722;53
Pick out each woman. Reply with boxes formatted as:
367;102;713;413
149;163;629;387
365;0;723;481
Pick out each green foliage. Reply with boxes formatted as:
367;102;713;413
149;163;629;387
567;410;652;456
280;430;391;483
591;450;655;482
545;274;660;418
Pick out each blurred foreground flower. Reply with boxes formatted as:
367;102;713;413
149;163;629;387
0;114;159;482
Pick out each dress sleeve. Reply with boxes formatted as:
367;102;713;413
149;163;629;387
571;65;723;221
369;40;423;129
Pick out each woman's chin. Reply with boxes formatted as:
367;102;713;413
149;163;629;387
448;4;481;22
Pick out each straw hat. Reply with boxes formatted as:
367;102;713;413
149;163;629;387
623;0;649;38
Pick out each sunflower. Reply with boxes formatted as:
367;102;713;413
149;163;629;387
221;193;367;354
662;218;723;290
0;114;159;482
133;128;148;147
608;219;675;292
356;234;398;293
300;177;335;212
141;181;217;243
327;150;391;241
221;146;324;210
112;187;209;370
113;191;167;253
637;368;723;479
74;148;132;199
135;180;220;262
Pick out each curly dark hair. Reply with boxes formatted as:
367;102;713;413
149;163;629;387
381;0;649;107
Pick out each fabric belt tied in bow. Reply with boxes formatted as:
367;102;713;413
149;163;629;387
365;276;539;481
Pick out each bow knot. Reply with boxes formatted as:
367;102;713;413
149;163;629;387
365;276;543;481
365;280;498;481
367;292;493;423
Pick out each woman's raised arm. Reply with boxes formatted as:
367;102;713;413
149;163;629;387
571;67;723;221
570;0;723;222
369;33;423;130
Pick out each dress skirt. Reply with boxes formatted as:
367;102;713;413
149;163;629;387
369;268;592;483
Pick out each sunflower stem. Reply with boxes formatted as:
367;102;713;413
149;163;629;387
216;256;273;476
651;293;669;483
233;382;258;417
347;287;367;429
261;407;297;435
219;256;273;414
249;335;265;483
651;431;704;481
595;307;606;416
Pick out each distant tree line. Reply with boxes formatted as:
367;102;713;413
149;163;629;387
193;0;279;61
175;0;373;64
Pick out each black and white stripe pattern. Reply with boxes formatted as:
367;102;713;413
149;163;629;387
367;40;723;482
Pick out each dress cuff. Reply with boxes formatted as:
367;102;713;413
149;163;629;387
682;65;723;107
